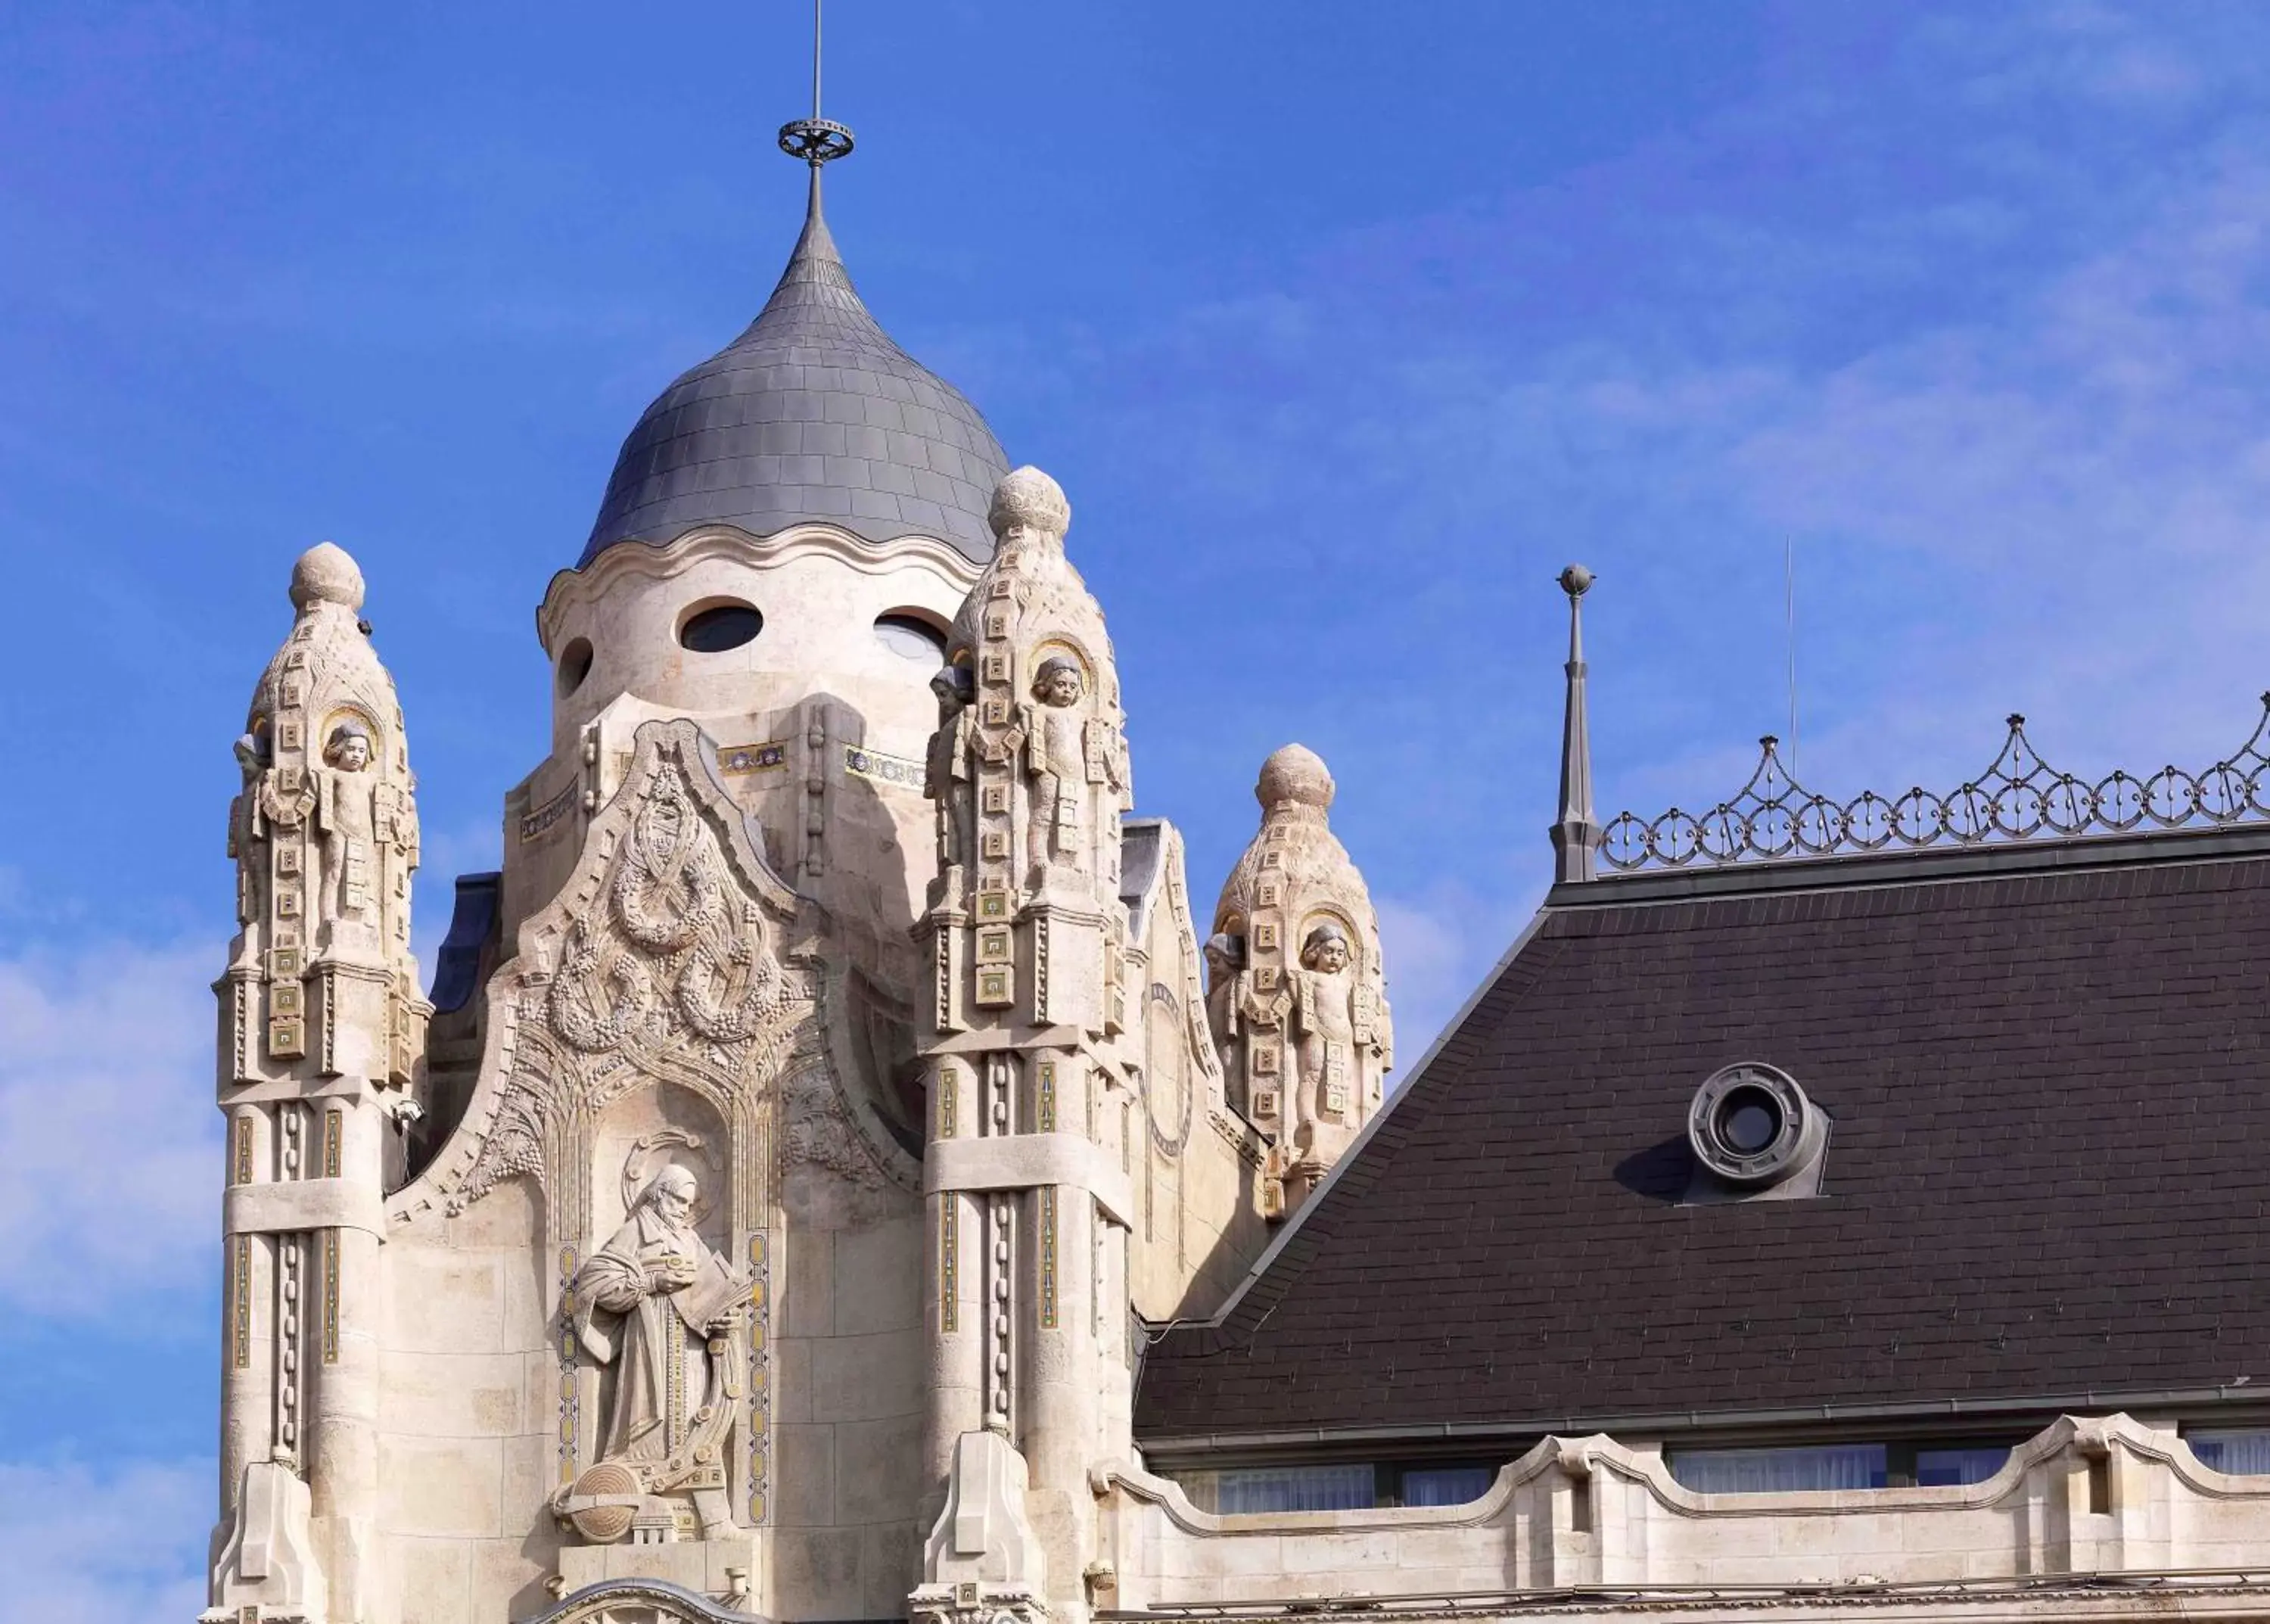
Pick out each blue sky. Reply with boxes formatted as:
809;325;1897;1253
7;2;2270;1615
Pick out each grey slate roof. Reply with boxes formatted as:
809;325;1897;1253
578;176;1009;568
1136;840;2270;1446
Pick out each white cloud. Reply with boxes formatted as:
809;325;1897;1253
0;940;219;1314
0;1458;207;1624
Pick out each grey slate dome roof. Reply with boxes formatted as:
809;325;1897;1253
578;179;1009;567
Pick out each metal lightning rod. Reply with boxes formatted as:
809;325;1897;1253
1784;535;1799;779
778;0;855;169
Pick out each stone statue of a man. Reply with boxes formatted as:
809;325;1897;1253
573;1165;745;1468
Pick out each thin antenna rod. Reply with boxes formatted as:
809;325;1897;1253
812;0;823;120
1784;536;1799;778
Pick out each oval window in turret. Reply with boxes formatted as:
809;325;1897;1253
556;636;594;695
679;602;763;653
874;611;947;666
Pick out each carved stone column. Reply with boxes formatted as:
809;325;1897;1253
210;543;427;1624
916;468;1139;1624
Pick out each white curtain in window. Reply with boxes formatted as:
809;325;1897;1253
1214;1464;1376;1514
1669;1445;1886;1493
1915;1447;2010;1487
2190;1430;2270;1475
1401;1467;1494;1507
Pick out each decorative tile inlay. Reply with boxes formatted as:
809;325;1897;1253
1039;1187;1059;1329
746;1230;772;1526
717;739;789;776
940;1197;959;1333
322;1230;340;1364
843;742;924;791
232;1235;251;1368
556;1243;580;1486
518;780;579;844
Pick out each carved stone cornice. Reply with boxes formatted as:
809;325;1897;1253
538;520;981;653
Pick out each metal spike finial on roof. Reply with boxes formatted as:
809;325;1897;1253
1599;693;2270;873
1549;565;1603;884
778;0;855;171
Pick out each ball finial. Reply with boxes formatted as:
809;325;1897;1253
1257;744;1336;813
290;543;365;612
1558;563;1594;599
988;466;1071;543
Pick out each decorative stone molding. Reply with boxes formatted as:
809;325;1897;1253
925;1134;1135;1228
539;520;982;655
204;1452;327;1623
516;1576;767;1624
914;1431;1051;1624
385;718;902;1543
1097;1415;2270;1613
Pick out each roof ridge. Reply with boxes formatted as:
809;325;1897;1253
1145;918;1573;1358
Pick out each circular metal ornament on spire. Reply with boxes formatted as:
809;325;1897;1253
778;117;855;164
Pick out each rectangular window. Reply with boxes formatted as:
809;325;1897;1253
1915;1446;2010;1486
1399;1466;1494;1507
1180;1464;1376;1514
1669;1445;1887;1493
2188;1429;2270;1474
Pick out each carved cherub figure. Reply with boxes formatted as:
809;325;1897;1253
228;732;271;924
1290;922;1361;1150
1023;655;1087;879
1202;932;1244;1048
925;663;976;870
317;720;377;931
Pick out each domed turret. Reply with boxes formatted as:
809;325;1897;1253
1208;743;1394;1212
578;174;1009;567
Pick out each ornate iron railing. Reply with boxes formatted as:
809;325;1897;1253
1600;697;2270;873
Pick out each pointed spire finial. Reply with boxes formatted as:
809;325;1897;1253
778;0;855;176
1549;565;1601;885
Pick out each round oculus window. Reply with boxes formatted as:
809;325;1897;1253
1687;1062;1823;1187
556;636;594;697
874;611;948;664
1718;1087;1783;1154
679;602;763;653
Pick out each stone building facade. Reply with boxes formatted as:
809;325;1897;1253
203;146;2270;1624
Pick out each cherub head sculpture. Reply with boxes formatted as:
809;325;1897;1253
1031;656;1085;710
323;720;374;773
931;662;975;713
1300;922;1352;975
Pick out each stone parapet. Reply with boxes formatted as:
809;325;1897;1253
1096;1416;2270;1617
